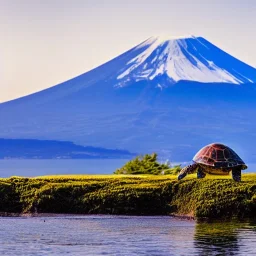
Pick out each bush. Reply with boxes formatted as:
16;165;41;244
114;153;175;175
164;165;182;175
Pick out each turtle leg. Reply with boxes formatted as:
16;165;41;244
178;163;198;180
232;167;241;182
197;166;206;179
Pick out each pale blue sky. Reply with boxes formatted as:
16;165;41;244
1;0;256;102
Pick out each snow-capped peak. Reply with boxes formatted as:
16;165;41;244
135;35;197;50
150;34;197;42
116;35;256;86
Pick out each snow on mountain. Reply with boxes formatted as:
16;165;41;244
116;35;256;87
0;35;256;162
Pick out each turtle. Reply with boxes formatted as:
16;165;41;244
178;143;247;182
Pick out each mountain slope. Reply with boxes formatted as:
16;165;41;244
116;35;256;86
0;35;256;162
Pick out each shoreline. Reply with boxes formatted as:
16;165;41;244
0;174;255;219
0;212;195;220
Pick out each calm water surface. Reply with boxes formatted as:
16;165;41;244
0;216;255;256
0;159;183;177
0;159;255;177
0;159;129;177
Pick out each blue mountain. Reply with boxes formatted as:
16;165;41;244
0;35;256;162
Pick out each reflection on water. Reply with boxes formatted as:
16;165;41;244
195;221;239;255
0;216;256;256
195;219;256;255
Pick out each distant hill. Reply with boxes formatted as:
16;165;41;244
0;139;135;159
0;35;256;162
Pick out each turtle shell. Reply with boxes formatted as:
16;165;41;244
193;143;247;169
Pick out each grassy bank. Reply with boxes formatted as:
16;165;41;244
0;174;255;218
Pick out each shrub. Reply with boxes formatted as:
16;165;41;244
114;153;173;175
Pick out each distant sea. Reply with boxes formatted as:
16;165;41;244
0;159;254;178
0;159;129;177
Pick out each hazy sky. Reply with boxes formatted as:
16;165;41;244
1;0;256;102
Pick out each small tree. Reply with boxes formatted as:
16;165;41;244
114;153;179;175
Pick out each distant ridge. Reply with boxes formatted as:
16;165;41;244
0;139;135;159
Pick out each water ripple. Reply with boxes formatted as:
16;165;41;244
0;216;255;255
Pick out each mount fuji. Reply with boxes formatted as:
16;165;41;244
1;35;256;161
116;35;255;86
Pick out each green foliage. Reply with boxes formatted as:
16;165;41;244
171;175;256;218
0;179;22;212
114;153;179;175
0;174;255;218
164;165;182;175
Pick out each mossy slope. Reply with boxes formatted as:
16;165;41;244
0;174;255;218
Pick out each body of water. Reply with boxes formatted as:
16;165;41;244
0;159;130;177
0;159;255;178
0;216;255;255
0;159;184;177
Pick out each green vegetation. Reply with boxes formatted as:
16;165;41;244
0;174;256;218
114;153;181;175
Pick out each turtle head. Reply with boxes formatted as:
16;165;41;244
241;164;248;170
